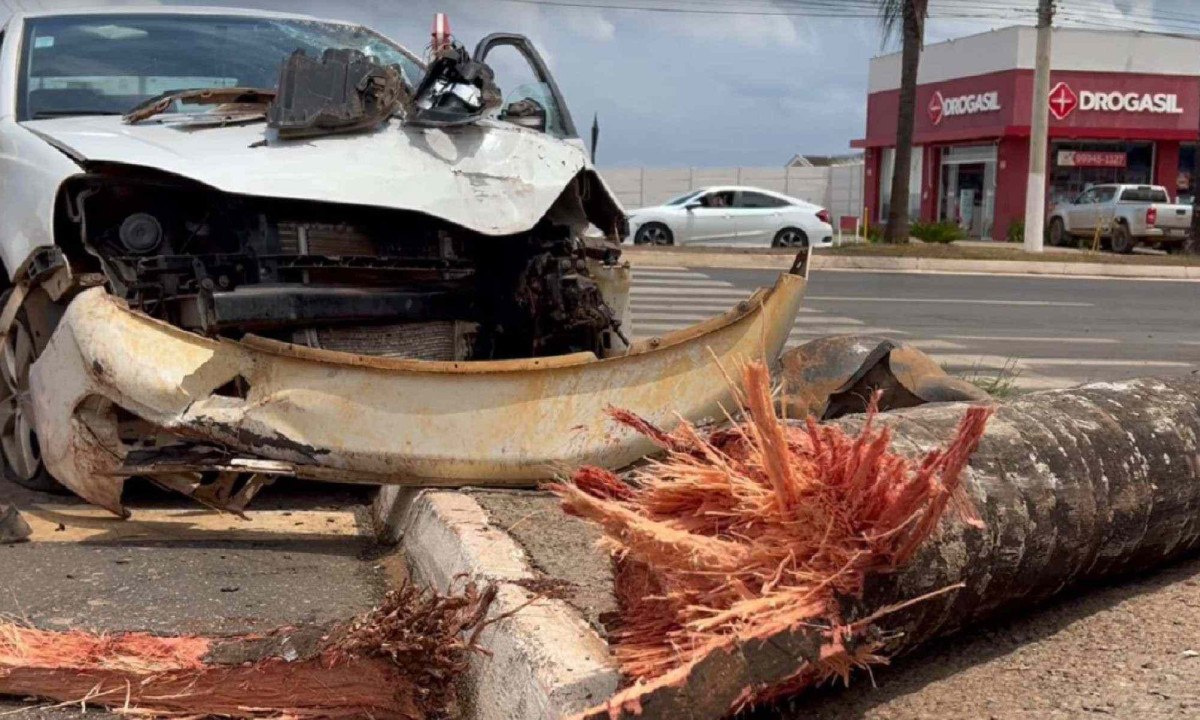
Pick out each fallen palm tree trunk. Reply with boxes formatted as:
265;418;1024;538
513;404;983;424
558;370;1200;719
0;583;494;719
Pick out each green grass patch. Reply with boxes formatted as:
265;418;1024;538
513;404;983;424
953;358;1023;399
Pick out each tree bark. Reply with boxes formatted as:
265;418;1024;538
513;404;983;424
580;374;1200;719
884;2;923;244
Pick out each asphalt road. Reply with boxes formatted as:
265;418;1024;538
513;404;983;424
630;267;1200;390
0;480;390;719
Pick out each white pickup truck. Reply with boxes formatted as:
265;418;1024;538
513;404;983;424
1047;184;1192;253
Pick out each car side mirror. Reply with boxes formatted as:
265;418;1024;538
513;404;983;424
685;201;703;210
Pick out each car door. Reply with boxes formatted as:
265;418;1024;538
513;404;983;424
730;191;784;245
684;190;737;245
1066;188;1096;233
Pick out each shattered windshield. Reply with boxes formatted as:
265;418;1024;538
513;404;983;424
18;14;424;120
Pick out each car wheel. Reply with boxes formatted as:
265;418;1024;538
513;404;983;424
1110;222;1134;254
634;222;674;246
0;289;63;494
772;227;808;248
1048;218;1067;247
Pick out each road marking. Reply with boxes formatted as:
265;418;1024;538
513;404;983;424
630;286;764;297
633;277;731;287
806;296;1095;307
930;354;1192;369
631;312;863;325
632;270;714;280
787;326;910;337
937;334;1119;344
815;266;1200;283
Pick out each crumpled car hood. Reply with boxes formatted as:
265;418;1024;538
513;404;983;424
21;115;621;236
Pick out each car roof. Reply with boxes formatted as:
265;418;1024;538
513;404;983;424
8;6;343;24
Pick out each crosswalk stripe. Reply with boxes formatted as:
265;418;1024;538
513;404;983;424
632;271;714;280
632;278;734;288
630;287;760;297
631;313;864;325
937;335;1119;344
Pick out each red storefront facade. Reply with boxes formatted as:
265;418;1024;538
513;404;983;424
854;29;1200;241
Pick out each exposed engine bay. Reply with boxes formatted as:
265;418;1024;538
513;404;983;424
51;39;628;363
58;165;627;361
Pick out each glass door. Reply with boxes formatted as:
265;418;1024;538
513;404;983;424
939;145;998;239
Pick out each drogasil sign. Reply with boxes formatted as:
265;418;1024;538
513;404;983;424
1049;80;1184;120
927;90;1002;125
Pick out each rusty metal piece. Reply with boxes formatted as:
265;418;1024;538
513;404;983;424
123;87;276;124
0;503;31;544
31;255;809;517
779;334;989;420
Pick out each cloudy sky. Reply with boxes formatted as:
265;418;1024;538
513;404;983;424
8;0;1190;167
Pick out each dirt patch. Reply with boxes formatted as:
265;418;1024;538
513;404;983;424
468;489;617;635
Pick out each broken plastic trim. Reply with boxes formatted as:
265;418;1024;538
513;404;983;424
405;42;500;128
267;49;408;139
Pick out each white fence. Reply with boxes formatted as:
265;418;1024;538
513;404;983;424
601;164;865;228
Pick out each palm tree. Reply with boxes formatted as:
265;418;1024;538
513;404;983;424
879;0;929;244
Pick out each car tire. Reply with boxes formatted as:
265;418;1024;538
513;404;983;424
0;288;64;494
1048;217;1068;247
633;223;674;246
1110;222;1135;254
772;227;808;248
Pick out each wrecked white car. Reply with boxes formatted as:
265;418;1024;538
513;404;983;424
0;8;808;517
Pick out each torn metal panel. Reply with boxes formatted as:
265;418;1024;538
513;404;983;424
30;258;808;517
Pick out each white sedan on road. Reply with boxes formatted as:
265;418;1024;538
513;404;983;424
626;186;834;248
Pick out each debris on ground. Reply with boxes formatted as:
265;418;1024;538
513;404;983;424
778;334;989;420
0;503;30;545
552;361;992;717
0;582;496;719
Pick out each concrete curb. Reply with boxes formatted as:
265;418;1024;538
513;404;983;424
621;247;1200;280
373;487;619;720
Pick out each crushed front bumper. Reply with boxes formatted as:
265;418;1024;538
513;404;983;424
30;257;808;517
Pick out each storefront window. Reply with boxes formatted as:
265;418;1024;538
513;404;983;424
879;146;923;221
1048;141;1153;206
938;145;997;239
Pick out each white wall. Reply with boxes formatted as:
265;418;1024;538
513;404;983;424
869;26;1200;92
601;164;866;228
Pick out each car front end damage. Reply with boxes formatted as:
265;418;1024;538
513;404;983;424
6;23;811;516
31;258;808;518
